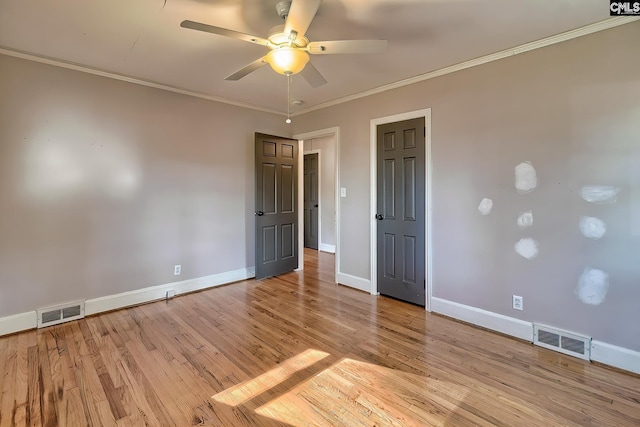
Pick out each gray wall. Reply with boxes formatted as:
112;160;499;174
292;22;640;351
2;22;639;353
0;54;288;317
303;136;336;249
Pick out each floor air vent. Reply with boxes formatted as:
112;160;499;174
533;324;591;360
37;301;85;328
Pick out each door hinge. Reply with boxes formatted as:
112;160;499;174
424;127;426;137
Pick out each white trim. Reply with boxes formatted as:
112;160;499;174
294;127;341;284
591;340;640;375
0;311;37;336
431;298;640;375
296;140;305;271
425;110;433;311
294;17;640;116
336;273;371;293
0;47;279;115
5;19;636;119
431;297;534;342
0;267;254;337
319;243;336;254
84;267;255;315
370;109;433;310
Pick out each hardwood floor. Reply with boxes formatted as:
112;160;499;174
1;249;638;426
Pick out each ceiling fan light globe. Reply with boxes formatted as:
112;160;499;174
266;47;309;75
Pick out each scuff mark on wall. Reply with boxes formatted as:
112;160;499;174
515;161;537;194
580;185;620;204
575;268;609;305
579;216;606;240
478;198;493;215
517;211;533;228
514;238;539;259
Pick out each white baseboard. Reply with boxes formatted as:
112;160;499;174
591;340;640;375
337;272;371;293
0;267;255;337
431;297;534;342
319;243;336;254
431;297;640;375
0;311;37;336
85;267;255;315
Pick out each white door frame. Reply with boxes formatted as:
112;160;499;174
293;127;340;284
370;109;433;311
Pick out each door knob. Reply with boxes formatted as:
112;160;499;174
375;214;384;220
314;204;318;207
255;211;264;216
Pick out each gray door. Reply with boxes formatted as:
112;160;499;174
376;118;426;306
304;153;319;250
255;133;298;279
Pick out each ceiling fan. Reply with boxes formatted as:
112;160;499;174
180;0;387;88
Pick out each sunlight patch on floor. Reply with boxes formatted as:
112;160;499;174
254;357;471;426
212;348;330;406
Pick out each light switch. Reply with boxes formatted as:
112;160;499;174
340;187;347;198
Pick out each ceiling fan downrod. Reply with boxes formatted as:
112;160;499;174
276;1;291;20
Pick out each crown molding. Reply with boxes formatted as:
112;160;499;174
2;17;638;117
0;46;281;115
293;17;640;116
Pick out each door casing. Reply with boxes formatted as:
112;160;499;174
370;109;433;311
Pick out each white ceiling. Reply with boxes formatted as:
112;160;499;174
0;0;616;114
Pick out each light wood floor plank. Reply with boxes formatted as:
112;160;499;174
0;336;18;427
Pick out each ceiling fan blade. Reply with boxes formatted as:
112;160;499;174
300;63;327;88
224;56;267;81
284;0;321;41
180;20;269;47
308;40;388;55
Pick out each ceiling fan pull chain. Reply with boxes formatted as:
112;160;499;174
286;73;292;124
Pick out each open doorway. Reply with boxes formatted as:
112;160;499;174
303;152;319;250
303;138;336;253
294;127;340;284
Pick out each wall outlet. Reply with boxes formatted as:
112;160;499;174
174;265;181;275
166;289;176;299
513;295;523;311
